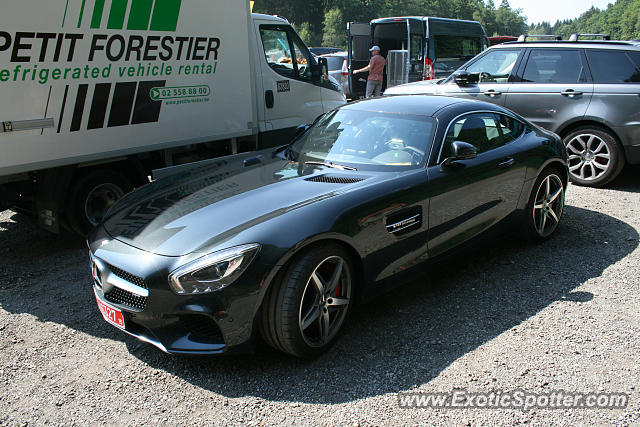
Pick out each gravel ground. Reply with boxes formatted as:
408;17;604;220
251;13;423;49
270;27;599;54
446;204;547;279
1;166;639;426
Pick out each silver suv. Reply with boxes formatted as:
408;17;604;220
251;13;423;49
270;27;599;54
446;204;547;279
385;34;640;186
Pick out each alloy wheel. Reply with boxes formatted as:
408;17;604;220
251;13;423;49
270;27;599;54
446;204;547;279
298;255;351;348
566;133;610;181
532;174;564;238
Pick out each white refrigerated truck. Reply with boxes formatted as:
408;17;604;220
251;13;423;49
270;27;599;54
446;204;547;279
0;0;345;233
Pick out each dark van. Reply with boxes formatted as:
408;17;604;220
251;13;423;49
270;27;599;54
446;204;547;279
347;16;488;98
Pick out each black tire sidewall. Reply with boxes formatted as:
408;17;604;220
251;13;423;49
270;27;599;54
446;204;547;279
563;127;624;187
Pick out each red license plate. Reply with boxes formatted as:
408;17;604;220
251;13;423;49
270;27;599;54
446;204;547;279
95;295;125;329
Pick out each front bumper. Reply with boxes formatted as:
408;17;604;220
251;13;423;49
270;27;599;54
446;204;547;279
88;227;267;355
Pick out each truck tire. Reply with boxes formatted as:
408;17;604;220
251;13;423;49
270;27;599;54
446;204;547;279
66;170;132;236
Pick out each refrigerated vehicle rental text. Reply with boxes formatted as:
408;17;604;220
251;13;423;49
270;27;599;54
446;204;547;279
0;0;345;234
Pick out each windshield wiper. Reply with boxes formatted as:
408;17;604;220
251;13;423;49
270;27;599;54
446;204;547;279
304;161;357;171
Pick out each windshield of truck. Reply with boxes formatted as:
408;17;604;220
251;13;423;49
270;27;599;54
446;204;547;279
434;35;485;73
288;109;436;171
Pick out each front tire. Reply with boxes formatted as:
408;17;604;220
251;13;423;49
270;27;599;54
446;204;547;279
521;168;565;242
564;127;624;187
260;244;354;358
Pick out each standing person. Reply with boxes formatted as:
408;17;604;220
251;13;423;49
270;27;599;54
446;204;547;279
353;46;386;98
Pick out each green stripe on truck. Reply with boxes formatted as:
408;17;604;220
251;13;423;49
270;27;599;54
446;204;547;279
107;0;129;29
127;0;154;30
91;0;106;28
149;0;182;31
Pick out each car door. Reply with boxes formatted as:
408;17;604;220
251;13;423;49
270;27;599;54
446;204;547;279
347;22;372;99
437;48;523;106
504;48;594;133
426;111;528;257
255;22;324;142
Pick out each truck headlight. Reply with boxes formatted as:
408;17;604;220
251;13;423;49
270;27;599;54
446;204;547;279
168;244;260;294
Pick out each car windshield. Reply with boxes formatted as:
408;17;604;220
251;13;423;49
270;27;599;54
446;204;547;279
288;109;436;171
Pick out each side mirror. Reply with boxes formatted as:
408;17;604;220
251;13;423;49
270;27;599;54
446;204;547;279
315;56;329;82
441;141;478;167
453;70;479;86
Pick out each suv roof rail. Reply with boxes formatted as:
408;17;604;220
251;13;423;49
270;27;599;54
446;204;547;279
517;34;562;42
569;33;611;41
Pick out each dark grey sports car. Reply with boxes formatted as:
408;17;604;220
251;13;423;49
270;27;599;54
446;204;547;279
88;96;568;358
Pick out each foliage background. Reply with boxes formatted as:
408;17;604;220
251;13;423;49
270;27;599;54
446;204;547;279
253;0;640;48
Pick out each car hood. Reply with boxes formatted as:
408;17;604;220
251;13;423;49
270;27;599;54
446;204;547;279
102;158;370;256
384;79;444;95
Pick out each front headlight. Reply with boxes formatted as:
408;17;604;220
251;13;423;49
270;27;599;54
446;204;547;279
168;244;260;295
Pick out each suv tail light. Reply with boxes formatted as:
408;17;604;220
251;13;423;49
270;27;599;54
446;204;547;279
423;57;433;80
342;58;349;76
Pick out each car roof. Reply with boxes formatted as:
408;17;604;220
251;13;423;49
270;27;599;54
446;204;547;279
341;95;497;117
492;40;640;50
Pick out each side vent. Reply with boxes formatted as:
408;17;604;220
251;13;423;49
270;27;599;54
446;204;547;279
305;175;365;184
386;206;422;235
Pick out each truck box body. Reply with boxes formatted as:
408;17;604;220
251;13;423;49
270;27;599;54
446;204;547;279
0;0;255;176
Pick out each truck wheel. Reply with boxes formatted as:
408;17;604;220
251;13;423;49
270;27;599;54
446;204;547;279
564;127;625;187
66;170;132;235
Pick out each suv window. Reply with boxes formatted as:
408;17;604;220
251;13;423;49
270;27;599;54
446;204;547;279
441;112;521;159
466;50;520;83
586;50;640;83
434;35;485;73
521;49;588;84
260;25;314;81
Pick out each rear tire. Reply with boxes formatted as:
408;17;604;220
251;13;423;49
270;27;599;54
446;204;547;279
521;167;565;242
564;127;625;187
66;170;132;236
260;244;354;358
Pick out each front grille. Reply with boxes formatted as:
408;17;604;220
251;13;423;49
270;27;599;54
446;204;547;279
306;175;364;184
107;263;147;289
104;286;147;310
179;315;225;344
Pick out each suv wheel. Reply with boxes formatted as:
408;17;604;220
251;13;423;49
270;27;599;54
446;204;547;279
564;127;625;187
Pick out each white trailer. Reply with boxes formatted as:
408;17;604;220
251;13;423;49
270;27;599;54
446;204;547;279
0;0;345;233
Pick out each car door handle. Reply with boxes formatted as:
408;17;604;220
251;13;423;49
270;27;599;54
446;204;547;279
561;90;583;97
498;157;515;168
483;90;502;97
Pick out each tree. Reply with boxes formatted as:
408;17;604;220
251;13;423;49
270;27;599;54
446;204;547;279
322;8;347;49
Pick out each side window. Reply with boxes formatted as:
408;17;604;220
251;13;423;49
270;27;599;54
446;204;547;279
260;27;296;79
441;113;508;159
290;32;314;81
586;50;640;83
492;113;526;146
521;49;588;84
466;50;520;83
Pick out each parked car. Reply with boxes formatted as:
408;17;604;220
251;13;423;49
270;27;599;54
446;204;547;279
89;95;568;358
385;33;640;186
309;47;344;56
320;52;351;98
